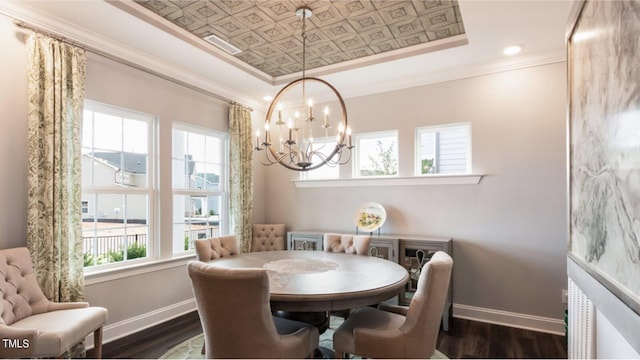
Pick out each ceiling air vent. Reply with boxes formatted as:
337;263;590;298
202;34;242;55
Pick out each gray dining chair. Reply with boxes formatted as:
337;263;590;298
332;251;453;359
187;261;319;359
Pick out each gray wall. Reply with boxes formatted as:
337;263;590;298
263;62;569;324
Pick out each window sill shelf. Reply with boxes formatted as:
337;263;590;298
292;174;483;188
84;253;195;285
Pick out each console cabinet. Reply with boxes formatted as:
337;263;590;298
397;237;452;331
286;231;452;331
287;231;323;251
369;237;399;263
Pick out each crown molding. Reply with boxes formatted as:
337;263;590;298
106;0;274;85
1;0;568;108
109;1;469;87
0;0;263;109
273;34;469;86
337;49;567;100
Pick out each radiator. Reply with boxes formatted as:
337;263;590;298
568;278;595;359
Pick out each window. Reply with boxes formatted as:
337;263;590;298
81;101;154;268
300;137;340;180
354;130;398;177
415;123;470;175
172;124;227;254
81;101;229;270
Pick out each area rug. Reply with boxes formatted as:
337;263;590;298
160;316;448;359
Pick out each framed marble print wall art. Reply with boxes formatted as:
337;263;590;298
568;0;640;315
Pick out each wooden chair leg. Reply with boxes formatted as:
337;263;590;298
334;350;344;359
93;327;103;359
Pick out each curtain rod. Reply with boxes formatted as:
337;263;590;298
13;19;253;112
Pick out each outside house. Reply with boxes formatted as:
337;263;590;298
81;151;148;220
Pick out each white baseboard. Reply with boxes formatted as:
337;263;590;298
85;300;564;350
453;303;565;335
85;298;197;349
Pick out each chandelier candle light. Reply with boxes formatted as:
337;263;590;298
255;6;353;171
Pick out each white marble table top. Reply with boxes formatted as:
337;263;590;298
207;250;409;312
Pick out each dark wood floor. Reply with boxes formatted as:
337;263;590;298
437;317;567;358
90;311;567;359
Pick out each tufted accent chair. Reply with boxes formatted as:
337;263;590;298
251;224;286;252
194;235;239;262
323;233;372;255
0;247;108;358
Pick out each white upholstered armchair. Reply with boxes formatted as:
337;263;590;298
0;247;108;358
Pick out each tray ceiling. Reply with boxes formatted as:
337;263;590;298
133;0;466;79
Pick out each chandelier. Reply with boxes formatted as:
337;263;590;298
255;6;353;171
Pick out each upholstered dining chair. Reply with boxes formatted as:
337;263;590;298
192;235;240;355
323;233;372;255
332;251;453;359
187;261;319;359
251;224;286;252
194;235;239;262
323;233;372;320
0;247;108;358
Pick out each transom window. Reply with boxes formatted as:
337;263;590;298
415;123;471;175
354;130;398;177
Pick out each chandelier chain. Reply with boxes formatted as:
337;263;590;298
302;9;307;80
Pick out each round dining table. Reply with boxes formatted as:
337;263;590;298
206;250;409;312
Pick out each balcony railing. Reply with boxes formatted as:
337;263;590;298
83;234;147;258
83;226;220;266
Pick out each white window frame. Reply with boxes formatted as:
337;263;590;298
171;123;229;256
353;130;399;178
82;100;157;272
415;122;471;176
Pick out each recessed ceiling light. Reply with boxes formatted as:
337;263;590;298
503;45;522;56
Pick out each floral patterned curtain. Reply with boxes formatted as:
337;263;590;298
26;33;86;302
228;105;253;253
